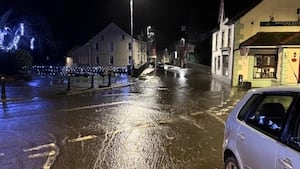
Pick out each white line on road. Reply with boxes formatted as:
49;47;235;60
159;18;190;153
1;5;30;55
23;143;59;169
60;101;128;112
23;143;56;152
190;111;204;116
68;135;97;143
180;115;205;130
28;150;56;158
0;153;4;157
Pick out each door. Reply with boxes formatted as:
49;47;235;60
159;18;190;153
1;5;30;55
237;123;278;169
276;145;300;169
237;94;293;169
276;98;300;169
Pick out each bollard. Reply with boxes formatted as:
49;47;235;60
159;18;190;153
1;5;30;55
67;74;71;91
91;75;94;88
108;71;111;86
1;76;6;100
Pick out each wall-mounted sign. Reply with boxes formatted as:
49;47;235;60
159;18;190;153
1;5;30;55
260;21;300;26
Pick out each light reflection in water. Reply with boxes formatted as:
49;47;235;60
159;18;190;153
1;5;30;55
27;80;41;87
109;104;166;168
178;70;187;86
210;78;222;92
174;69;188;104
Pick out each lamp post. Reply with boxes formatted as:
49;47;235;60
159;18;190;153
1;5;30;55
1;75;6;100
130;0;134;76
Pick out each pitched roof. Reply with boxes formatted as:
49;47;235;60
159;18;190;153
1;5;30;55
240;32;300;46
212;0;262;31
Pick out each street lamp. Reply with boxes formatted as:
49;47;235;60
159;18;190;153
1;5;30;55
130;0;134;76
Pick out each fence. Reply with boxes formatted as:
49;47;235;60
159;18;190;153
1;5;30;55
28;65;129;77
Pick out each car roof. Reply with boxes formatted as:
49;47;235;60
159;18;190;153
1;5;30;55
247;85;300;94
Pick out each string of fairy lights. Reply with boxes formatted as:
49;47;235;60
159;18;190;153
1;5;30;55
0;22;35;52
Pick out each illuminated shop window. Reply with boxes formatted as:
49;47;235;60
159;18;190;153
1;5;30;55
253;55;277;79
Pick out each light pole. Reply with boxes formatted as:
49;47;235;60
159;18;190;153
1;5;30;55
130;0;134;76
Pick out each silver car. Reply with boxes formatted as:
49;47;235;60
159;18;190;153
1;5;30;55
223;86;300;169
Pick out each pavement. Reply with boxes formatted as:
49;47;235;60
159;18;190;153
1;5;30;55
1;65;247;104
0;67;156;103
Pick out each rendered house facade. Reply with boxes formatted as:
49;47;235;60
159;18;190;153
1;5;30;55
69;22;147;69
211;0;234;85
212;0;300;87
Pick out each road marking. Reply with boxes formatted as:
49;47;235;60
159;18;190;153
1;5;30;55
190;111;204;116
23;143;58;169
68;135;97;143
23;143;56;152
0;153;4;157
28;150;56;158
166;135;175;140
180;115;205;130
60;101;127;112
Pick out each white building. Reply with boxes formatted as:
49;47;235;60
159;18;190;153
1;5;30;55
213;0;300;88
211;0;234;85
69;22;147;69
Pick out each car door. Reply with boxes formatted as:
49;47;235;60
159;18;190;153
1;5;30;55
276;145;300;169
236;94;293;169
276;98;300;169
237;121;279;169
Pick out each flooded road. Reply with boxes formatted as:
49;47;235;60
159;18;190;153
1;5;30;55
0;67;247;169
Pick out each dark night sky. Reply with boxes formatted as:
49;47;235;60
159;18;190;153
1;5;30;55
0;0;257;63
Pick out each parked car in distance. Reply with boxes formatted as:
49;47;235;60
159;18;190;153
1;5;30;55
223;86;300;169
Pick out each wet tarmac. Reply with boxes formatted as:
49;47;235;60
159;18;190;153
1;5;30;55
0;66;248;169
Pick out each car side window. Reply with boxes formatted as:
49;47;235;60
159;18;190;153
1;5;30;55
287;99;300;152
237;94;260;121
246;95;293;138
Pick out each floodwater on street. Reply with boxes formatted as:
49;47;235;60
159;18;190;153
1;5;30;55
0;66;247;169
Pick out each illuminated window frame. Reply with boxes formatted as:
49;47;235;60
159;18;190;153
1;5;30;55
253;54;277;79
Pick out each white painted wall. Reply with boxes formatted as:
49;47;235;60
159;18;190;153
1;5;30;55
70;23;147;68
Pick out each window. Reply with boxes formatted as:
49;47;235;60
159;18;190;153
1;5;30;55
215;33;218;50
253;55;277;79
228;28;231;47
96;56;99;65
238;94;260;121
122;34;125;40
221;31;225;48
128;42;132;50
109;42;114;52
246;94;293;138
109;56;114;65
288;114;300;151
128;56;132;65
217;56;220;70
222;55;229;76
96;43;99;50
287;98;300;152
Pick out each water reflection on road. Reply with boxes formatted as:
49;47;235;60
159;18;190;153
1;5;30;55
0;67;246;169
